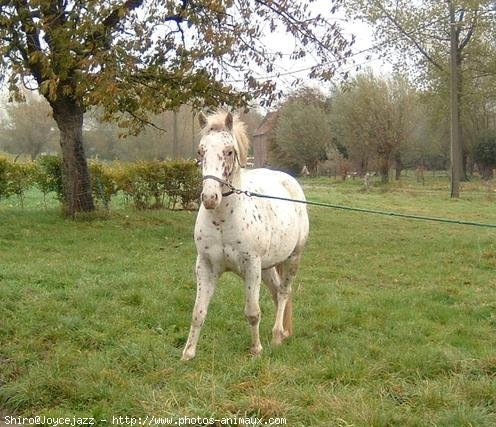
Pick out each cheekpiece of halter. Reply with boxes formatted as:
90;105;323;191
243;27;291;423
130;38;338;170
200;148;243;197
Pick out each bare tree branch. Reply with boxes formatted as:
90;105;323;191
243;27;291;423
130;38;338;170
13;1;45;84
459;9;478;52
374;0;446;72
86;0;144;47
125;110;167;133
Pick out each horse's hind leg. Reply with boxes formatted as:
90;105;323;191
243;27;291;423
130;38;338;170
262;267;279;306
262;267;287;344
271;251;302;345
182;256;218;361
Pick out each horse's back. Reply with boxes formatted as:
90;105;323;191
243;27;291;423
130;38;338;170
244;168;304;198
243;168;309;249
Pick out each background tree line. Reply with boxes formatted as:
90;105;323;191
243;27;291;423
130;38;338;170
344;0;496;195
0;92;262;162
2;75;496;184
269;71;496;182
268;0;496;184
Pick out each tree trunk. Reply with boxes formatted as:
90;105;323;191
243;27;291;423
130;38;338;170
191;111;196;157
379;156;390;183
308;160;319;176
30;143;43;160
462;150;471;180
449;1;462;198
359;157;367;176
482;165;494;180
172;110;178;160
394;152;402;180
51;97;95;217
458;60;468;182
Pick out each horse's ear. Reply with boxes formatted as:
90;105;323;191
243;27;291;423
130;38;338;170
198;112;207;129
225;112;233;131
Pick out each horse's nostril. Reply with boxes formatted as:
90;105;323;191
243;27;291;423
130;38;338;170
214;194;218;201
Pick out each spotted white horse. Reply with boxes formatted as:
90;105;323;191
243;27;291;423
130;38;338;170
182;111;309;360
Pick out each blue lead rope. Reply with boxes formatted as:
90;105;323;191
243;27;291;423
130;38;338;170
201;175;496;229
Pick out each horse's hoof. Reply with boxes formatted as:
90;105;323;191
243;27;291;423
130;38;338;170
250;344;263;356
272;330;287;345
181;348;196;361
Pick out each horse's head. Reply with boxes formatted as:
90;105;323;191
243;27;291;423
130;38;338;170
197;111;248;210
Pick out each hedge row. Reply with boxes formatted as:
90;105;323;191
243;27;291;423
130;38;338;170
0;156;201;210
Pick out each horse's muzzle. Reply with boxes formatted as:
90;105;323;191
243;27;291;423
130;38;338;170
201;192;220;209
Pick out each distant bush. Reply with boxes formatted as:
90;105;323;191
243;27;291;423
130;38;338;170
35;155;64;202
89;161;118;209
112;160;201;210
112;161;163;209
0;157;11;200
0;156;201;210
0;157;37;207
7;161;36;207
474;133;496;180
163;161;202;209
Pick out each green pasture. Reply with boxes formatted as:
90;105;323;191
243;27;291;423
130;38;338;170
1;175;496;426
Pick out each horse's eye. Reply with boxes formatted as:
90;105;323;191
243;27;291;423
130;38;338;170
227;150;233;156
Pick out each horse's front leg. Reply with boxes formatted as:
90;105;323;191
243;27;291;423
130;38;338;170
244;258;263;356
182;256;217;361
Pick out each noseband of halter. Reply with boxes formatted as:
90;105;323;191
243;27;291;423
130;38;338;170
202;175;238;197
200;149;243;197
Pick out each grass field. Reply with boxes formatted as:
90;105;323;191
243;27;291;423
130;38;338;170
1;175;496;426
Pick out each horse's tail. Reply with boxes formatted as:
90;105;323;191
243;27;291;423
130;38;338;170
283;294;293;337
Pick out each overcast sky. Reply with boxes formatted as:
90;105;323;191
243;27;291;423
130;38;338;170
236;1;392;99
